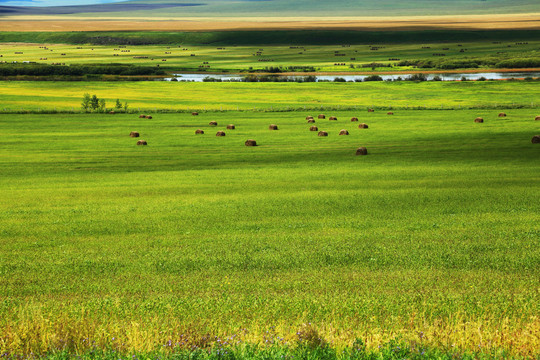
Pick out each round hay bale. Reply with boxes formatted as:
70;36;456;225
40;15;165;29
339;129;349;135
532;135;540;144
474;117;484;123
356;147;368;155
245;139;257;146
139;114;146;118
129;131;140;138
227;124;236;130
192;112;199;116
136;140;147;146
307;119;316;123
109;111;116;115
318;114;326;119
368;109;374;113
387;112;394;115
329;116;338;121
195;129;204;134
145;115;153;119
358;123;369;129
498;112;507;117
318;131;328;137
310;125;318;131
269;124;279;130
535;115;540;121
216;131;226;137
306;116;314;120
350;117;359;122
209;121;218;126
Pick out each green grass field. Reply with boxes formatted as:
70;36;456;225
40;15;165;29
1;37;539;73
0;81;539;112
1;106;539;358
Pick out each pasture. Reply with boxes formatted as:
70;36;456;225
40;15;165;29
1;38;540;74
0;107;539;358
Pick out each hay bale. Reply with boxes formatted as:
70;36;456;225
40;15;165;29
350;117;359;122
192;112;199;116
306;116;314;120
498;112;507;117
535;115;540;121
145;115;153;119
209;121;218;126
474;117;484;123
129;131;140;138
307;119;316;123
532;135;540;144
356;147;368;155
318;131;328;137
216;131;226;137
358;123;369;129
329;116;338;121
136;140;147;146
318;114;326;119
245;139;257;146
387;112;394;115
310;126;318;131
139;114;146;118
368;109;374;113
195;129;204;134
339;129;349;135
269;124;279;130
227;124;236;130
109;111;116;115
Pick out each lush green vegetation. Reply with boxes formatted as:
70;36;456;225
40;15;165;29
0;80;538;112
0;107;539;358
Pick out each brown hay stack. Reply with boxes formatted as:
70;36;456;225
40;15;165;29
318;131;328;137
329;116;338;121
498;112;507;117
358;123;369;129
356;147;368;155
387;112;394;115
368;109;374;113
310;126;318;131
192;112;199;116
129;131;140;138
209;121;218;126
339;129;349;135
318;114;326;119
245;139;257;146
474;117;484;123
227;124;236;130
139;114;146;118
535;116;540;121
306;116;314;121
532;135;540;144
216;131;226;137
350;117;359;122
145;115;153;119
195;129;204;134
307;119;316;123
136;140;147;146
269;124;279;130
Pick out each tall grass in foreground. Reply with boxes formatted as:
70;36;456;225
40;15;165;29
0;110;538;358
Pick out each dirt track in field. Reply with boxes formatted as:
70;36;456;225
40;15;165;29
1;13;539;31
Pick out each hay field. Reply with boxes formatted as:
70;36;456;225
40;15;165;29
0;107;539;358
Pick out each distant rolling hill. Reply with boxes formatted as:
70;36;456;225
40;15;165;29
1;0;540;17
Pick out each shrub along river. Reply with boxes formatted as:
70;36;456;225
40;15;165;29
165;72;540;82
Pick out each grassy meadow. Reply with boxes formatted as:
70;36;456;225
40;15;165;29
1;37;540;73
0;107;539;358
0;81;539;112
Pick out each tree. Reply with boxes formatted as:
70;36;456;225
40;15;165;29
115;98;122;109
98;98;106;112
90;94;99;110
123;102;129;112
81;93;91;111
